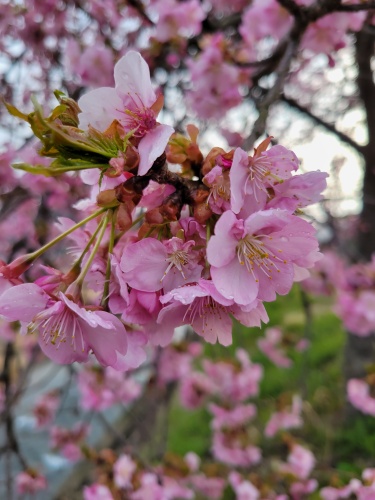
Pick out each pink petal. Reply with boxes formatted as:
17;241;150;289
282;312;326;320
232;301;269;328
78;87;124;131
160;283;207;305
211;258;259;305
157;303;187;346
0;283;49;322
114;51;156;108
60;294;115;329
207;210;241;268
230;147;249;214
85;311;128;368
137;124;174;176
120;238;168;292
113;330;147;371
39;330;89;364
192;304;233;346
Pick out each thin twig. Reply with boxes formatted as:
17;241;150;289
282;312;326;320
281;94;365;154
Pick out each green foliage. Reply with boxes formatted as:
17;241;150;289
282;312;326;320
166;285;375;492
4;92;135;177
167;403;211;456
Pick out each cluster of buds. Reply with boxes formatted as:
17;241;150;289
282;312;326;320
0;52;327;370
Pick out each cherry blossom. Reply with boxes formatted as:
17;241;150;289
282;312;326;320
0;283;128;368
207;209;320;305
78;51;174;175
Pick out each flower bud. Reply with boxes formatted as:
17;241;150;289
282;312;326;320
193;202;212;224
96;189;119;208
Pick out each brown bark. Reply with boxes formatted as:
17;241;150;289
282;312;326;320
344;28;375;419
356;29;375;262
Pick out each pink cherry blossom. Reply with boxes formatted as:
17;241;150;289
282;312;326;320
230;143;298;216
290;479;318;499
50;423;88;461
337;289;375;337
152;0;205;42
83;484;114;500
33;392;60;428
78;365;142;411
203;349;263;403
302;250;345;296
0;283;128;368
208;403;257;430
320;480;362;500
158;279;268;346
138;180;175;210
207;209;320;305
239;0;293;58
267;171;328;212
189;474;226;500
16;471;47;495
121;236;202;293
229;471;260;500
186;34;244;119
121;289;174;347
347;378;375;416
130;472;193;500
114;454;137;489
179;371;217;409
301;12;366;57
258;327;292;368
279;444;315;480
157;343;202;385
203;165;231;214
78;50;174;175
212;428;261;467
264;395;303;437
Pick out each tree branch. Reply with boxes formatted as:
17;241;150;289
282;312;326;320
243;35;302;150
276;0;303;18
281;94;364;154
334;2;375;13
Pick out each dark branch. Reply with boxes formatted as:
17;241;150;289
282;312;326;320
307;0;375;22
276;0;303;18
125;0;154;25
334;2;375;13
281;94;364;154
243;35;302;150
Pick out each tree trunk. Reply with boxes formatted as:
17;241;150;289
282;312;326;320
344;28;375;419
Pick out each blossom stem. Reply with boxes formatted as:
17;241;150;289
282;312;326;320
101;209;116;308
27;208;107;262
74;211;110;287
65;218;106;280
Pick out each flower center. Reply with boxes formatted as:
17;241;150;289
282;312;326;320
28;303;85;352
212;173;231;202
245;157;283;201
183;296;226;333
124;107;157;137
236;235;286;281
162;250;190;281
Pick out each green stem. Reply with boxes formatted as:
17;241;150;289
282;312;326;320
27;208;106;262
74;211;110;287
205;223;211;269
101;210;116;307
49;164;110;173
66;218;105;279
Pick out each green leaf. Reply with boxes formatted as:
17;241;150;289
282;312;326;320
13;163;58;177
2;100;29;121
13;158;109;177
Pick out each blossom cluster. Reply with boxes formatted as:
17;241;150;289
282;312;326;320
0;51;327;371
302;252;375;420
18;337;316;499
